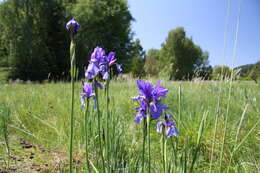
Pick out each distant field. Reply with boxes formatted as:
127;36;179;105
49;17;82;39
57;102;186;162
0;80;259;172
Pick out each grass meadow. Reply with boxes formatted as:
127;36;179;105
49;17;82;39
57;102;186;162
0;79;259;172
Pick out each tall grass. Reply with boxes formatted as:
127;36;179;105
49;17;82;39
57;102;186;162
0;104;11;168
0;80;259;172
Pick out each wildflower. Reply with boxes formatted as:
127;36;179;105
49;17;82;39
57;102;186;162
107;52;116;66
156;113;178;137
85;47;118;80
134;99;147;123
80;81;95;108
94;80;103;89
133;80;169;123
90;46;105;63
66;18;80;37
85;47;104;79
116;64;123;73
85;62;100;79
99;51;116;80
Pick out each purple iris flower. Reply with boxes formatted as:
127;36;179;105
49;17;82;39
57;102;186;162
80;81;95;108
85;47;104;79
85;62;100;79
156;113;178;137
66;18;80;36
85;47;117;80
134;99;147;123
150;102;169;120
90;47;105;63
107;52;117;66
116;64;122;73
133;80;169;123
94;80;103;89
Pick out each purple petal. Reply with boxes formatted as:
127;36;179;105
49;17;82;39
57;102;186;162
166;127;173;137
131;96;140;101
150;102;168;120
152;80;168;100
82;82;94;98
137;80;146;92
134;111;146;123
102;71;109;80
166;126;179;137
91;47;105;63
116;64;122;73
66;18;80;34
172;126;179;136
166;121;176;127
107;52;116;66
94;80;103;89
134;112;143;123
85;62;100;79
80;96;85;109
137;80;154;100
150;102;157;112
156;122;163;133
165;113;171;121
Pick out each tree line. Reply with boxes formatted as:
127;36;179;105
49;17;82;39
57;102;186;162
0;0;143;81
0;0;259;82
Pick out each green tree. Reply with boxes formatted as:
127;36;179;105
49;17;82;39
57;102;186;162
0;0;68;81
194;51;212;79
130;39;145;78
131;57;145;78
212;66;231;80
249;61;260;83
72;0;134;75
144;49;160;77
160;27;208;80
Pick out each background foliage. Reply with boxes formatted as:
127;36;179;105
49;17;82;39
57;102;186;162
0;0;259;82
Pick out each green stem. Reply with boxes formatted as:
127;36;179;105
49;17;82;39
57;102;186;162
209;94;220;173
162;127;167;173
105;80;110;171
94;81;105;172
220;0;241;170
69;41;76;173
142;119;147;173
178;84;181;129
85;99;90;172
147;114;151;173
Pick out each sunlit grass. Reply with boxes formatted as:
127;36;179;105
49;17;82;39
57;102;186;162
0;80;259;172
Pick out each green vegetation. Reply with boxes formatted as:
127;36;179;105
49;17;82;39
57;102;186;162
0;80;259;172
0;67;10;83
212;66;232;80
1;1;259;82
0;0;140;80
234;61;260;82
160;27;211;80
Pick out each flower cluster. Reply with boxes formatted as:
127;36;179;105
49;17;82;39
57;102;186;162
132;80;169;123
85;47;122;80
80;47;121;108
132;80;179;137
156;113;179;137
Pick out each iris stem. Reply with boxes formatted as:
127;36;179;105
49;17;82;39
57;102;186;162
94;81;105;172
142;119;147;173
85;99;90;172
147;114;151;173
105;80;110;172
162;127;167;173
69;41;76;173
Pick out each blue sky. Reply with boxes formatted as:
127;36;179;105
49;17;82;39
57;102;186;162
128;0;260;67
